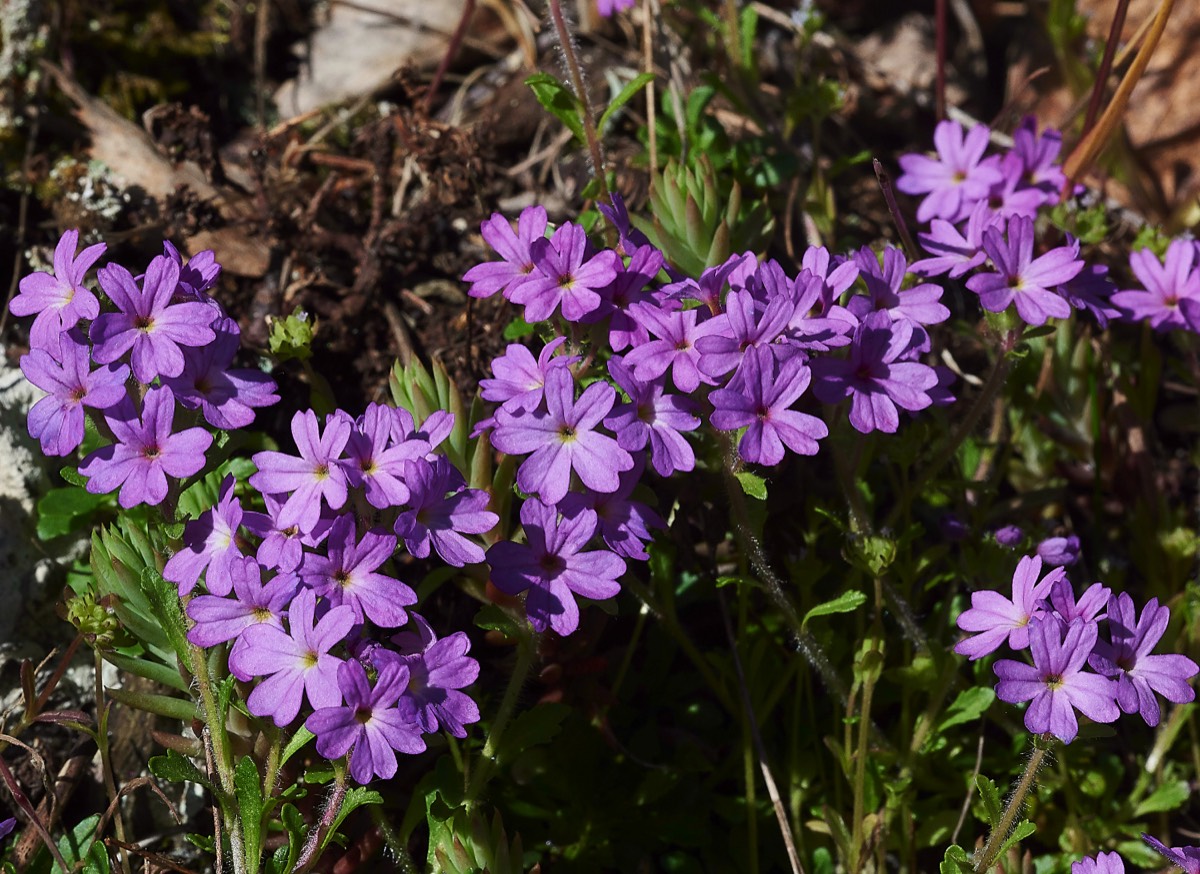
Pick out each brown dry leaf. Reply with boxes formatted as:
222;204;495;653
41;63;270;276
1008;0;1200;223
273;0;468;119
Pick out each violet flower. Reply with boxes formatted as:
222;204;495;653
301;514;415;628
306;658;426;783
20;335;129;457
9;229;106;357
491;366;632;505
394;456;498;566
164;475;247;596
487;499;626;636
710;347;827;465
90;256;217;383
461;206;548;300
479;338;575;414
1142;835;1200;874
1070;851;1125;874
250;410;351;535
387;616;480;737
846;246;950;328
1011;116;1067;199
911;202;994;279
1109;239;1200;331
78;386;212;508
954;554;1065;660
559;461;664;561
186;556;299;648
811;313;938;435
695;289;794;378
1044;578;1110;628
966;215;1082;326
342;403;428;510
230;587;355;727
242;491;332;574
510;223;620;323
1089;593;1199;727
896;119;1002;223
163;317;278;430
623;303;723;393
604;357;700;477
993;617;1119;743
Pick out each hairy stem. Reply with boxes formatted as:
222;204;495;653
465;633;535;807
547;0;609;199
973;741;1050;874
94;652;133;874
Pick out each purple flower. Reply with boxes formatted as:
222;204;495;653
811;313;938;434
966;216;1082;326
911;203;994;279
695;289;794;378
1059;261;1121;328
510;223;620;322
1088;593;1199;727
301;514;415;628
491;366;633;505
90;256;217;383
1070;851;1124;874
480;338;575;414
487;499;626;636
597;0;635;16
559;461;663;560
710;347;827;465
799;246;860;315
186;555;299;648
394;456;498;566
1011;116;1067;199
896;120;1002;223
1044;578;1110;628
387;616;480;737
250;410;351;535
341;403;428;510
9;229;106;357
1110;239;1200;331
993;617;1119;743
306;658;425;783
604;358;700;476
163;241;221;300
461;206;548;300
164;475;247;596
954;554;1065;660
1036;534;1080;567
597;193;650;255
623;303;724;393
1142;835;1200;874
847;246;950;328
20;335;128;457
78;387;212;508
163;318;278;430
229;587;355;727
979;153;1049;221
242;491;332;574
589;244;663;352
994;524;1024;547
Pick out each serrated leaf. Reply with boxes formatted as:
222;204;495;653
598;72;654;133
998;819;1035;856
1134;778;1190;817
524;72;585;144
149;750;210;789
735;470;767;500
53;814;108;874
281;726;315;767
495;703;570;765
802;590;867;628
317;787;384;857
936;688;996;735
975;775;1002;827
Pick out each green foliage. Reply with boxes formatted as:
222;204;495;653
267;310;316;362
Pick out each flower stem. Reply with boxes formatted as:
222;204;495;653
464;632;535;807
972;740;1050;874
547;0;609;200
94;652;133;874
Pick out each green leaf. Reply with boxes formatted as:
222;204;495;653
802;590;867;629
495;703;570;765
58;466;89;488
997;818;1035;856
939;844;974;874
936;688;996;735
735;470;767;500
149;750;210;789
318;787;384;857
36;487;110;541
502;313;536;341
975;775;1002;828
104;686;196;721
235;756;265;874
104;652;189;692
524;72;585;144
474;604;524;641
1133;778;1190;817
53;814;109;874
598;72;654;133
281;726;315;767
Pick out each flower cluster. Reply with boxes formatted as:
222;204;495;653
955;554;1198;742
11;233;278;505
